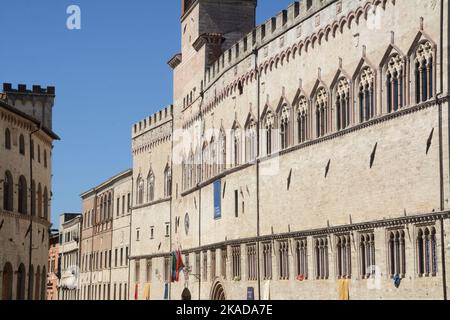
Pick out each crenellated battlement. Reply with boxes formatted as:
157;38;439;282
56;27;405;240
2;83;56;131
2;83;55;96
132;105;173;138
203;0;337;87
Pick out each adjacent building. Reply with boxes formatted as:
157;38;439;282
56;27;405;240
128;0;450;300
79;169;132;300
0;83;59;300
58;213;82;300
47;232;59;301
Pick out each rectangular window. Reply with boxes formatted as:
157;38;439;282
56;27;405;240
116;198;120;217
295;239;308;280
135;261;140;282
146;259;152;282
109;250;112;268
127;193;131;212
231;245;241;280
120;248;123;267
150;227;154;239
122;196;125;215
165;223;170;237
247;244;257;281
136;229;140;241
278;240;289;280
115;249;118;267
263;242;273;280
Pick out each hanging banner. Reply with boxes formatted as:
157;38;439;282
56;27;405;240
214;180;222;219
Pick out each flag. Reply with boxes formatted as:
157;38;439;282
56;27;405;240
171;252;177;282
175;250;185;282
134;283;139;300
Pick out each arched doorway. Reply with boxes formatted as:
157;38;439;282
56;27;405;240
2;262;13;300
210;281;226;301
16;264;26;300
181;288;191;300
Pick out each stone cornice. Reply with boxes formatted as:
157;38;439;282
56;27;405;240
132;197;172;211
129;211;450;260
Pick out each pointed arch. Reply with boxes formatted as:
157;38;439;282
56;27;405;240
3;171;13;211
408;31;437;104
331;68;352;131
245;112;257;162
164;163;172;198
311;80;330;138
380;44;407;113
147;167;155;202
231;120;242;167
261;104;275;155
276;97;293;150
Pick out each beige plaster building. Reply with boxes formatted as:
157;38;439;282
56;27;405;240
58;213;82;300
128;0;450;301
79;169;132;300
0;83;59;300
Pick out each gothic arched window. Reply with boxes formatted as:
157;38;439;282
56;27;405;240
19;134;25;155
202;142;209;180
336;234;352;279
315;88;329;138
314;237;329;280
264;112;275;155
388;230;406;278
358;67;375;122
43;187;49;220
18;175;28;215
37;183;42;218
386;53;405;113
335;79;351;131
164;165;172;197
279;105;291;150
3;171;13;211
31;180;36;216
218;129;226;172
231;124;242;167
359;233;376;278
297;97;309;144
147;170;155;202
414;41;434;104
4;128;11;150
245;118;257;162
416;227;438;277
136;176;144;205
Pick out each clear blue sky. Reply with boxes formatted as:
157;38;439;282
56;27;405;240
0;0;294;228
